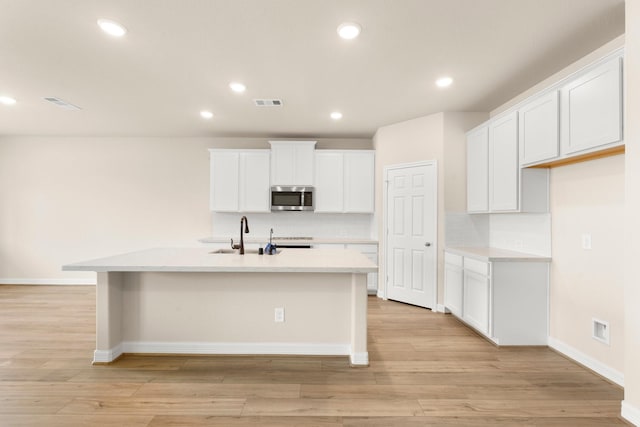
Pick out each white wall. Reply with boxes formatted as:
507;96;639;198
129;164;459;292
489;37;627;390
549;155;625;377
624;0;640;422
0;136;371;283
373;112;486;307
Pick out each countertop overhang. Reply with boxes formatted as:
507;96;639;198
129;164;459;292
445;246;551;262
62;247;378;273
199;236;378;245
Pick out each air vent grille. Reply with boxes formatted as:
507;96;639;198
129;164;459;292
43;97;81;110
253;99;283;107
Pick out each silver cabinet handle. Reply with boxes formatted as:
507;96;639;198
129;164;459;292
425;242;431;247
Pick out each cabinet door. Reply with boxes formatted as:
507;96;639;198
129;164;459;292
270;144;295;186
561;56;623;155
519;91;559;165
293;144;316;186
270;141;316;186
344;151;374;213
489;112;519;212
210;151;239;211
463;270;490;335
239;151;270;212
466;126;489;213
444;263;463;317
314;152;344;212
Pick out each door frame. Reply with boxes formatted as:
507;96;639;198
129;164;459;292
381;160;438;308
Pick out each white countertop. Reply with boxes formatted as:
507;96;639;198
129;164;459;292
63;247;378;273
199;236;378;245
445;246;551;262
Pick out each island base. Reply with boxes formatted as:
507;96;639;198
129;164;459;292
94;271;368;366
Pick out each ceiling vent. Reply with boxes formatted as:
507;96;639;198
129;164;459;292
43;97;81;110
253;99;283;107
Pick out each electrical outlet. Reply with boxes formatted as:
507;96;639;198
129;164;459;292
274;307;285;323
581;234;592;250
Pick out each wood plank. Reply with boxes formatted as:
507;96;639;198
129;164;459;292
0;286;626;425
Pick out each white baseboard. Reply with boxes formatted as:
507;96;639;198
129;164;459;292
548;336;624;386
94;341;353;363
622;400;640;426
93;344;123;363
436;304;450;313
0;278;96;285
350;351;369;366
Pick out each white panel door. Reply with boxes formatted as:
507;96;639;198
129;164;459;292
489;111;519;212
519;90;559;165
314;151;344;212
466;126;489;213
385;163;437;309
210;150;239;211
239;150;270;212
344;151;374;213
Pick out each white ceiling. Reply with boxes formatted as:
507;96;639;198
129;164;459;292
0;0;625;139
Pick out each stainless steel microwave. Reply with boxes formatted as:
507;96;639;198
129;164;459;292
271;186;314;211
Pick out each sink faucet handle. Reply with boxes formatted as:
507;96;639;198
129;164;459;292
230;238;240;250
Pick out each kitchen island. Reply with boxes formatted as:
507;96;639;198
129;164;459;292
63;247;376;366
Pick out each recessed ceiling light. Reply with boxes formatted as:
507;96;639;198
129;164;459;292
436;76;454;88
330;112;343;120
200;110;214;119
97;19;127;37
229;82;246;93
0;96;17;106
337;22;361;40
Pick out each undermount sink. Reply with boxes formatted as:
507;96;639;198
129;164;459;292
209;248;278;255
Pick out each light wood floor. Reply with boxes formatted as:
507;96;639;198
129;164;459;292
0;285;628;426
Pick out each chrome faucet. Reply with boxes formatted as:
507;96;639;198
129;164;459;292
230;216;250;254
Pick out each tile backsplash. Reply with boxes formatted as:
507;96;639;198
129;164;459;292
211;212;375;240
489;213;551;256
446;212;551;257
445;213;489;247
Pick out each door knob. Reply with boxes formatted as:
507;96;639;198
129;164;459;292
424;242;431;247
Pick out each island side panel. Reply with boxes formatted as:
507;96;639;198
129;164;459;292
350;273;369;366
118;271;356;356
94;272;124;363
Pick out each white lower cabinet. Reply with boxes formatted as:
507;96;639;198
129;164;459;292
443;253;463;317
444;251;549;345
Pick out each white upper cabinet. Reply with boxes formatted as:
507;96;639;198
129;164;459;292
489;111;519;212
239;150;271;212
314;150;374;213
210;150;240;212
467;114;548;214
519;90;559;166
466;125;489;213
209;149;270;213
269;141;316;186
561;56;623;156
314;151;344;212
344;151;375;213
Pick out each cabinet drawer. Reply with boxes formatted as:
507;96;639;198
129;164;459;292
444;252;463;268
464;257;490;276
